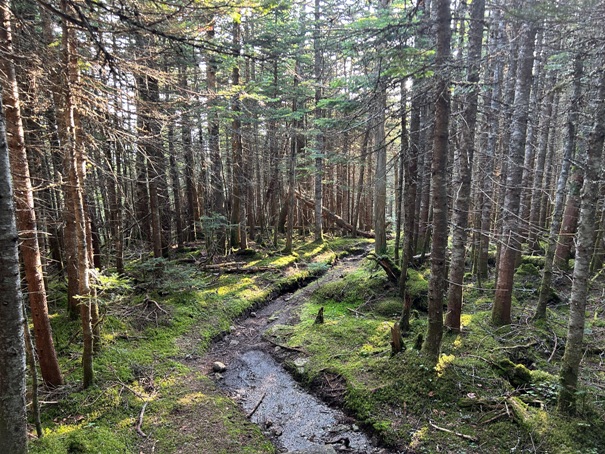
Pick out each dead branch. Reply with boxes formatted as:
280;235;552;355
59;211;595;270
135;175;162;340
247;393;266;418
295;191;374;238
265;337;308;354
428;420;479;442
136;401;148;437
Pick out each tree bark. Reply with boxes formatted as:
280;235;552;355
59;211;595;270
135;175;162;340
445;0;485;333
492;15;537;326
0;89;28;454
534;55;582;320
422;0;451;361
557;60;605;415
0;0;63;387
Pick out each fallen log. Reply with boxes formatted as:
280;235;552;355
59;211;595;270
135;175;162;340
368;253;400;285
295;191;374;238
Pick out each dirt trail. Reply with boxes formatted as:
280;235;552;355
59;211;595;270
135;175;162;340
202;248;393;453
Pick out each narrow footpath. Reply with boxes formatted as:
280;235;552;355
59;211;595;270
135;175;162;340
202;248;393;453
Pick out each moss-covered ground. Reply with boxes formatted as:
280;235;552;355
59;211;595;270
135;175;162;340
271;247;605;453
29;237;367;454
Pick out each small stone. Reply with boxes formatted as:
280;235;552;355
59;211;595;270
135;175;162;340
229;339;240;346
212;361;227;372
352;424;359;431
214;373;223;379
230;325;236;332
293;357;308;367
250;311;257;317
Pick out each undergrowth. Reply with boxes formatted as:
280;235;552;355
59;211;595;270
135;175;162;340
29;236;369;453
276;249;605;453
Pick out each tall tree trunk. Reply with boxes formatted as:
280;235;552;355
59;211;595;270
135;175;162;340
422;0;451;361
180;67;199;241
207;20;226;254
0;1;63;387
61;0;93;387
399;81;419;333
475;12;504;280
168;123;184;250
0;92;28;454
557;61;605;415
535;55;582;320
313;0;324;243
492;15;538;326
374;73;388;255
230;16;246;250
445;0;485;333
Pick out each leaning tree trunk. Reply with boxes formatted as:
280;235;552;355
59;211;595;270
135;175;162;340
445;0;485;333
422;0;451;361
557;61;605;415
492;15;538;326
534;54;582;320
0;1;63;387
0;91;28;454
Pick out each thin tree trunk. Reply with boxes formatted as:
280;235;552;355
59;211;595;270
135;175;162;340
313;0;324;243
0;90;28;454
61;0;93;387
492;16;538;326
445;0;485;333
557;61;605;415
422;0;451;361
0;1;63;387
535;55;582;320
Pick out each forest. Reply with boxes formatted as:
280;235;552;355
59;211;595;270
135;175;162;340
1;0;605;452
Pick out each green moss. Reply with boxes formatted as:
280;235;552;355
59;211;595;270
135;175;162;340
521;255;546;268
515;263;541;276
36;238;366;454
405;269;428;311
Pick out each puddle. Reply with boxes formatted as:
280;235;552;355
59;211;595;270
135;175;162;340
221;349;377;453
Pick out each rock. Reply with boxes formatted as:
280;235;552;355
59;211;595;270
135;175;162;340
250;311;257;318
212;361;227;372
293;357;309;367
287;446;337;454
229;339;240;347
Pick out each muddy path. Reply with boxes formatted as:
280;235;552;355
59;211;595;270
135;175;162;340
200;248;394;453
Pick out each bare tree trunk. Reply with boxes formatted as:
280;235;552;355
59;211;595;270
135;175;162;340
168;123;184;250
0;91;28;454
313;0;324;243
422;0;451;361
0;1;63;387
207;20;227;254
492;15;538;326
535;55;582;320
445;0;485;333
61;0;93;387
374;75;388;255
180;67;199;241
230;17;246;250
558;62;605;415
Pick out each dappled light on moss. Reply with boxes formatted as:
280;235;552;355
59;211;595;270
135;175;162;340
435;353;455;377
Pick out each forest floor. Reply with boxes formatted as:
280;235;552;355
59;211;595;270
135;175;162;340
29;237;605;453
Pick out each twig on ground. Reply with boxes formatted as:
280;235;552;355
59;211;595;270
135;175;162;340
428;420;478;442
265;337;308;354
247;393;266;418
548;331;558;363
136;401;148;437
